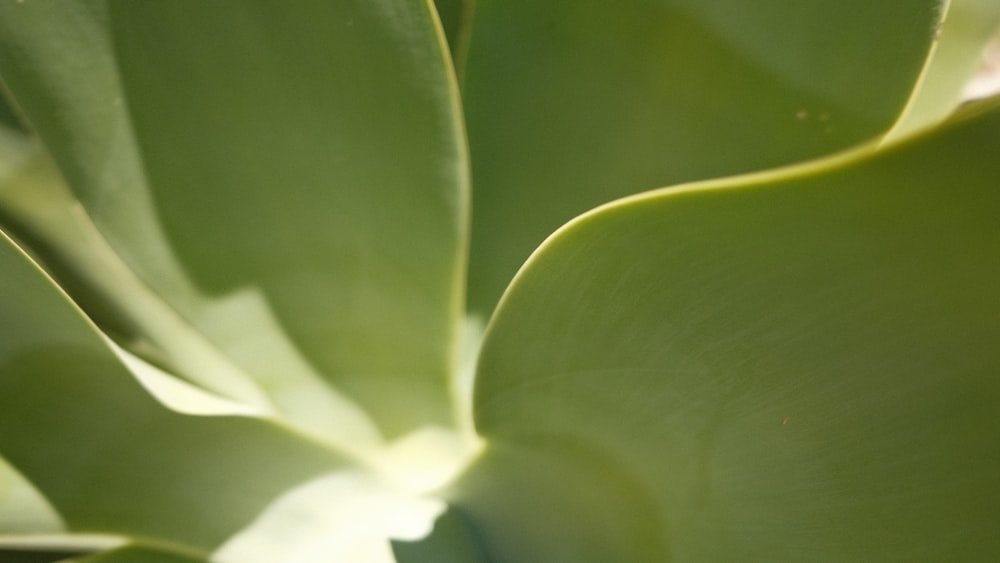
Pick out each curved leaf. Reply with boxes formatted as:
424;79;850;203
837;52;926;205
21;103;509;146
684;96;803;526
432;0;475;80
0;231;349;552
0;0;469;438
885;0;1000;140
463;0;943;312
105;0;469;437
463;99;1000;560
0;457;62;536
0;0;379;448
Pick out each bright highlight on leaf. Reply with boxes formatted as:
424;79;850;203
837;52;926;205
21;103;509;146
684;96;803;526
1;0;998;562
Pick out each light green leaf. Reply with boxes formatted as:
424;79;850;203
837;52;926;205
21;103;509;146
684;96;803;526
0;457;62;536
885;0;1000;140
0;0;378;448
0;231;351;552
104;0;469;437
463;0;943;313
0;0;469;439
463;98;1000;560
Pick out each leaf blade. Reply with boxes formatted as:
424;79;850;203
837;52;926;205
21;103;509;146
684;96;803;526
463;0;943;313
465;99;1000;560
0;231;350;551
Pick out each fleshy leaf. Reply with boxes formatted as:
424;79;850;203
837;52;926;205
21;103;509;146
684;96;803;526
0;231;350;552
0;0;379;448
885;0;1000;140
463;99;1000;560
104;0;468;437
463;0;943;313
0;0;468;439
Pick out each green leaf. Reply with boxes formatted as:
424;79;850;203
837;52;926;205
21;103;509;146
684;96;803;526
0;0;364;446
76;545;203;563
0;550;87;563
0;231;350;552
392;509;489;563
432;0;475;80
0;0;469;439
111;0;469;438
885;0;1000;140
0;456;62;535
463;99;1000;560
462;0;944;313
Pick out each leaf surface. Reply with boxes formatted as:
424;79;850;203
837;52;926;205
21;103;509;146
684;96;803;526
0;0;468;438
0;231;350;552
463;99;1000;560
463;0;944;312
885;0;1000;140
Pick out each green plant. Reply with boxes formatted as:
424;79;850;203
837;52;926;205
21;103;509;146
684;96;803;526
1;1;999;561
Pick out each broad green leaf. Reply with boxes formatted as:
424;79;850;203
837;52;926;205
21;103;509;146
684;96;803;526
0;126;281;413
0;0;469;438
462;99;1000;560
463;0;943;313
104;0;468;437
885;0;1000;140
0;0;380;448
0;231;351;552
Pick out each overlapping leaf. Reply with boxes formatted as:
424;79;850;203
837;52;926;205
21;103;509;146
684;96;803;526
457;99;1000;561
0;231;350;553
462;0;947;313
0;0;468;439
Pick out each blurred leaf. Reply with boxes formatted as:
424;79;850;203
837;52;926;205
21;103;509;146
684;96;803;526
0;231;351;552
0;456;62;535
432;0;475;79
0;90;24;132
463;0;943;313
75;545;203;563
0;550;86;563
392;508;488;563
464;99;1000;560
885;0;1000;140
